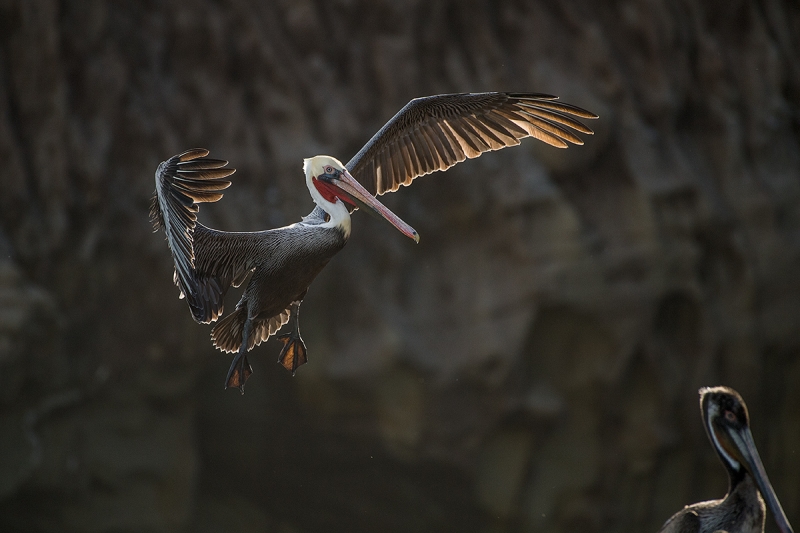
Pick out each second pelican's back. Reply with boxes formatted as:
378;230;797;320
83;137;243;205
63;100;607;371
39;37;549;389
659;475;765;533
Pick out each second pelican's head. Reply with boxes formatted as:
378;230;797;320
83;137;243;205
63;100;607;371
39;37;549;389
303;155;419;243
700;386;794;533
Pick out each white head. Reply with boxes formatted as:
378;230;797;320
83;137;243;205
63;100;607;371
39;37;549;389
304;156;348;211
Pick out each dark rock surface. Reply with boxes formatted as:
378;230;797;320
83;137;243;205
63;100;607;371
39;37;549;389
1;1;798;532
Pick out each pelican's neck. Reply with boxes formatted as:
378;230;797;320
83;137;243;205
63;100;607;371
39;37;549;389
304;162;352;239
704;401;746;491
318;198;351;238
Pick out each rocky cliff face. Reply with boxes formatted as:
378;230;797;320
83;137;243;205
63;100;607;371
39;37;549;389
1;1;798;532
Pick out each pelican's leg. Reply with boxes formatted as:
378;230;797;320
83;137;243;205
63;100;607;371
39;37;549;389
276;301;307;375
225;318;253;394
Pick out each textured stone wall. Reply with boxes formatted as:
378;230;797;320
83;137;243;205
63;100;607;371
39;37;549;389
1;1;798;532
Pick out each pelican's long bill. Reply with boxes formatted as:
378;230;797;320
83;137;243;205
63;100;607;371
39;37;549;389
331;168;420;243
732;426;794;533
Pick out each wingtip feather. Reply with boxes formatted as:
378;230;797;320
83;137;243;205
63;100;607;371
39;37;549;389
178;148;210;161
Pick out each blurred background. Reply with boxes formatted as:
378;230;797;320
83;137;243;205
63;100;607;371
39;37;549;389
1;1;799;532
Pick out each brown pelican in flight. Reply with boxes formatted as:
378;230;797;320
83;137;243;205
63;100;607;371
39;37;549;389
658;387;793;533
151;92;598;392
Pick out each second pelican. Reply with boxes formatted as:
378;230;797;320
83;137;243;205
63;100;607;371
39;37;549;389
658;387;793;533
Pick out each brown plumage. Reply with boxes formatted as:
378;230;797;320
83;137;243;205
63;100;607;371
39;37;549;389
658;387;793;533
347;92;597;195
150;92;597;392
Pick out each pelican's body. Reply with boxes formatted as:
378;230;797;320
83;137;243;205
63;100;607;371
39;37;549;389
150;92;598;391
200;212;348;361
658;387;793;533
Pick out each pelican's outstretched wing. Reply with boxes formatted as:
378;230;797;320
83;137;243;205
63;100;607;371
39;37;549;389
346;92;598;195
150;148;236;322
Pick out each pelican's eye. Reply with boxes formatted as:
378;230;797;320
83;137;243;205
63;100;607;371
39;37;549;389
325;165;334;174
724;410;736;423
